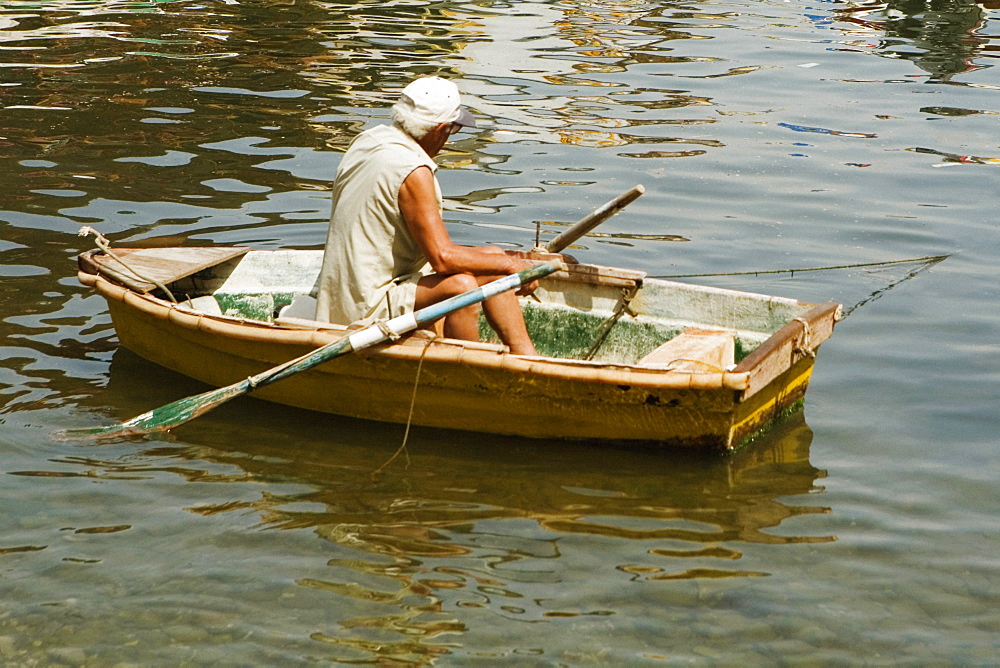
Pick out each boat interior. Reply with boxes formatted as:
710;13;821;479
83;248;821;369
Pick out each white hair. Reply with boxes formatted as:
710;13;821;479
391;99;439;140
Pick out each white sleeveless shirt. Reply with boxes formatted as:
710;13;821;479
315;124;439;325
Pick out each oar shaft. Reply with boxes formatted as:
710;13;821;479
545;184;644;253
58;261;559;441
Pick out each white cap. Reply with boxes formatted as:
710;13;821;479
398;76;476;128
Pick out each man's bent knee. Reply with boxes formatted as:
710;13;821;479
441;272;479;297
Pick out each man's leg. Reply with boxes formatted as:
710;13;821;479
480;288;537;356
415;273;537;355
415;273;480;341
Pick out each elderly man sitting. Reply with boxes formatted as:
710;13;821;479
315;76;539;355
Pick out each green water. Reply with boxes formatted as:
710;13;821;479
2;0;999;664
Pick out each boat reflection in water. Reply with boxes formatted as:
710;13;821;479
87;348;834;662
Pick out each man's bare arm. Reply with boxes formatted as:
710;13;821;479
399;166;533;277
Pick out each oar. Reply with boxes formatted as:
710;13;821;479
58;262;559;442
543;184;644;254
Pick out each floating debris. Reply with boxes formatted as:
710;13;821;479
911;147;1000;165
74;525;132;535
779;122;876;138
920;106;994;117
0;545;46;555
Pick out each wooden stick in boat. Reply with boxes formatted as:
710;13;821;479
57;262;559;442
543;184;644;254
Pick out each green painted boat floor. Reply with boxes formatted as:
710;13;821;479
200;291;755;365
490;303;679;364
506;302;752;363
213;292;297;321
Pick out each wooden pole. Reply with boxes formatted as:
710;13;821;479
544;185;644;254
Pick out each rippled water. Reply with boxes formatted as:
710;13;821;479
2;0;999;664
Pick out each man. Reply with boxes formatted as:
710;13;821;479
315;76;539;355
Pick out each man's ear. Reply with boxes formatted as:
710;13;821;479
432;122;451;139
416;123;452;157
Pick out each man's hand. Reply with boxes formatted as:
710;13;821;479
506;257;542;296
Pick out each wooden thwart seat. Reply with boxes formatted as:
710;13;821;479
638;327;735;372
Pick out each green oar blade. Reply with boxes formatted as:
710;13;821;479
56;380;250;441
58;332;356;442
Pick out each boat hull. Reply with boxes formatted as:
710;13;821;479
99;281;817;450
79;247;839;451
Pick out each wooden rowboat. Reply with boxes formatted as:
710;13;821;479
77;246;840;451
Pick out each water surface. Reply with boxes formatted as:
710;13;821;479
2;0;999;663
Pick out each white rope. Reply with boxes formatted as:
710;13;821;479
370;333;439;478
78;227;179;303
792;317;815;359
376;319;403;341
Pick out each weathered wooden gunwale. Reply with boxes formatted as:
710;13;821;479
77;247;841;450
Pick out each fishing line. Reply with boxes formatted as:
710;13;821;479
840;255;947;318
656;254;949;318
652;254;949;280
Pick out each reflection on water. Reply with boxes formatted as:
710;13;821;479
834;0;994;80
0;0;737;165
0;0;741;260
458;0;724;153
31;349;829;664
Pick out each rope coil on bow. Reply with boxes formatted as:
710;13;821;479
792;317;816;359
